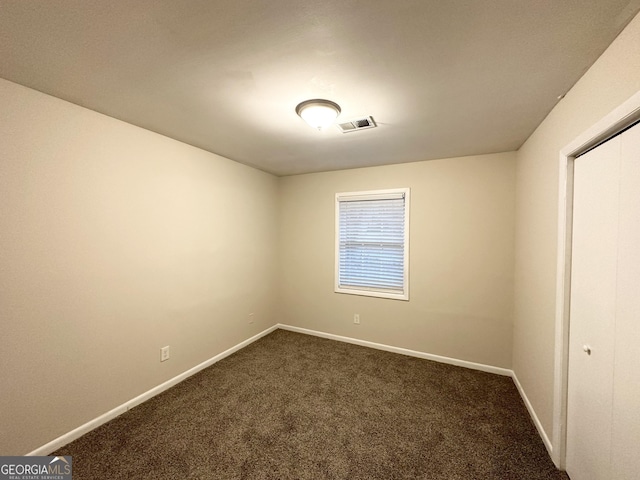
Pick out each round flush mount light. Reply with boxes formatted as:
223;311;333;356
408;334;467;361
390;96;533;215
295;99;341;130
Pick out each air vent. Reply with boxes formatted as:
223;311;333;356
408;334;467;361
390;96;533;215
337;116;377;133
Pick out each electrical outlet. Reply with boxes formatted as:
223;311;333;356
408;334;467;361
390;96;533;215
160;346;170;362
248;313;255;324
354;313;360;324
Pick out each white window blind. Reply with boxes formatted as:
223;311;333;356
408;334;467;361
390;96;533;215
335;188;409;300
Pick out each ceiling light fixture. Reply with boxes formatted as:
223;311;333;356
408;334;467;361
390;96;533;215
295;99;341;130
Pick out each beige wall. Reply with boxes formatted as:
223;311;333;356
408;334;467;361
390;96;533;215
513;12;640;442
5;9;639;457
279;153;516;368
0;79;279;455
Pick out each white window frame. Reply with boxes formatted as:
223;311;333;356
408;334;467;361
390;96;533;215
335;188;410;301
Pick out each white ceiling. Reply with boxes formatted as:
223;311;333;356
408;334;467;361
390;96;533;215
1;1;639;176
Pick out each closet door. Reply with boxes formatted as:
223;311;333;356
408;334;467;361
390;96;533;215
566;136;620;480
566;122;640;480
610;125;640;479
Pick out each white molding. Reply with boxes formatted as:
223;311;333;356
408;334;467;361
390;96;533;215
560;91;640;159
277;323;512;376
513;372;552;455
277;324;557;453
26;325;278;456
553;90;640;468
27;322;556;460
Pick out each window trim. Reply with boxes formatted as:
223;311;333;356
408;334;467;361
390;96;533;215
334;188;410;301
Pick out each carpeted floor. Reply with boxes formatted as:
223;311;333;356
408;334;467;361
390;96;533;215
55;329;568;479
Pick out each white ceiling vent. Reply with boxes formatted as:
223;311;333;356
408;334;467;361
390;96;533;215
337;116;377;133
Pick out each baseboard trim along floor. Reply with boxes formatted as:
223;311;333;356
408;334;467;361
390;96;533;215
512;371;553;455
277;324;552;457
277;324;512;376
27;325;278;456
28;322;551;461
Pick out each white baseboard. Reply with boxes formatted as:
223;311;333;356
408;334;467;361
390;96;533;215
27;323;552;462
276;323;512;376
512;372;553;455
278;324;554;456
27;325;278;456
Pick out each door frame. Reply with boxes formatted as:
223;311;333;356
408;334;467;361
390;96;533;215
553;90;640;468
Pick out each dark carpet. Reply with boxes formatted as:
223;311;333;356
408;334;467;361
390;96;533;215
55;329;568;479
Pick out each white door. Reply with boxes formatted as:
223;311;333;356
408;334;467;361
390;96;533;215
566;124;640;480
566;136;620;480
610;125;640;479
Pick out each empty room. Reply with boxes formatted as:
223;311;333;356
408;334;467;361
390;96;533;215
2;2;640;479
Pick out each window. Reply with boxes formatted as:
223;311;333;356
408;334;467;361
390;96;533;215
335;188;410;300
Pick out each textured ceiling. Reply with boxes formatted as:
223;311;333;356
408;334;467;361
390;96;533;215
1;1;639;176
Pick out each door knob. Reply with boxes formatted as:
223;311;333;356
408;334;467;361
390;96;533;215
583;345;592;355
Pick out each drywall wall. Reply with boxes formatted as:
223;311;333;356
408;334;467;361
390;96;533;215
513;11;640;445
0;79;279;455
279;152;516;368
